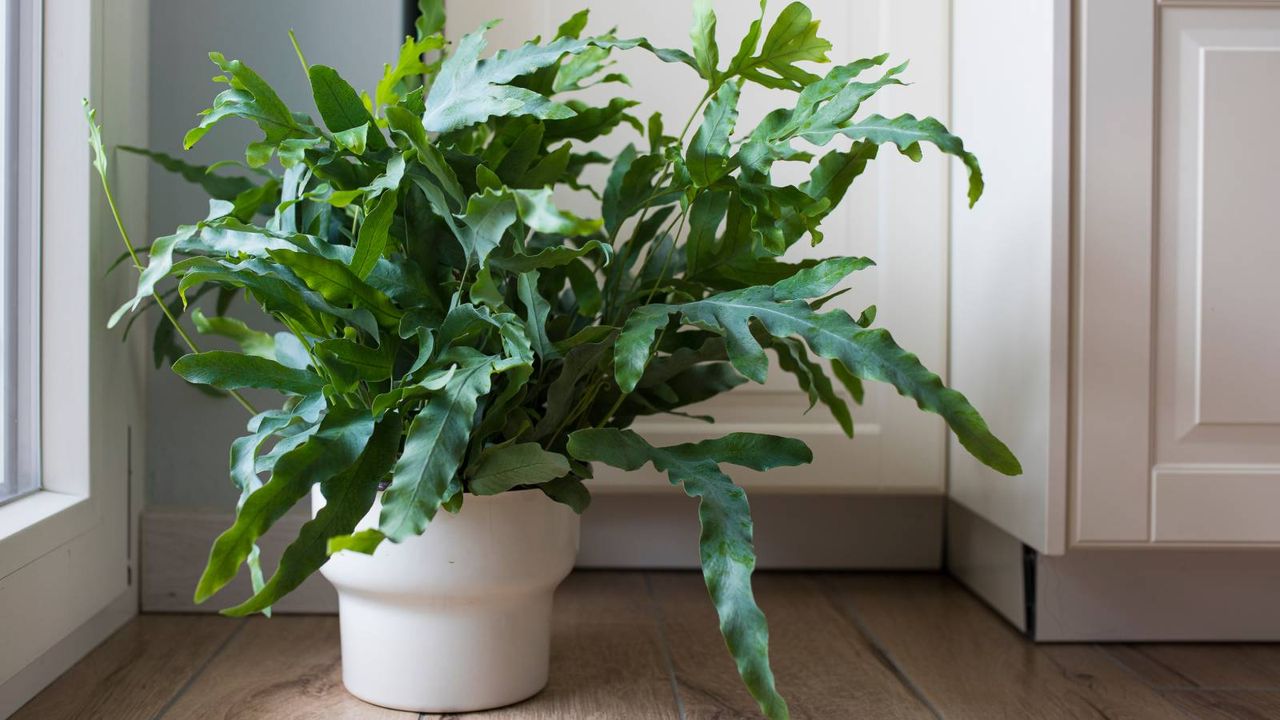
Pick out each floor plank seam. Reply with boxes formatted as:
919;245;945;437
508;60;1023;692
642;572;689;720
1101;646;1202;690
1092;644;1175;691
814;576;947;720
149;617;248;720
1160;687;1280;693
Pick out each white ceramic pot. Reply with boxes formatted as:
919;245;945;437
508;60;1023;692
313;486;580;713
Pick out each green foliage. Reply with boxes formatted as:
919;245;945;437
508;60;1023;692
568;429;811;719
94;3;1018;717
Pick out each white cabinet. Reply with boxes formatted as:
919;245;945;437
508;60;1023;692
949;0;1280;640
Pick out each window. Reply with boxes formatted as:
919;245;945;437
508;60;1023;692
0;0;39;506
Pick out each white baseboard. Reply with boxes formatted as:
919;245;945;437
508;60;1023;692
0;589;135;719
1034;550;1280;641
945;500;1029;632
946;501;1280;641
142;493;943;613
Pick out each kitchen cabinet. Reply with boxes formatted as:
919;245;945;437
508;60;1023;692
948;0;1280;639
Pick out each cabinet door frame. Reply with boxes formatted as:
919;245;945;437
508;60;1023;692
1074;0;1280;548
1072;0;1158;545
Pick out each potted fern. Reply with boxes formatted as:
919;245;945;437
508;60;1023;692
89;0;1018;716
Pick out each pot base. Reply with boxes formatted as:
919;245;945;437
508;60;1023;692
336;588;556;713
316;488;579;714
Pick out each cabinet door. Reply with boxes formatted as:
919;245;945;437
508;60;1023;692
1076;1;1280;546
446;0;955;494
1152;6;1280;543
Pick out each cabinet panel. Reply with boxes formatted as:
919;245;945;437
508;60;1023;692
1072;0;1156;544
1151;7;1280;541
948;0;1071;554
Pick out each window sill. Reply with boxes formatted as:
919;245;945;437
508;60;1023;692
0;490;91;579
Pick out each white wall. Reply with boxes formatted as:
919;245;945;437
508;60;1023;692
145;0;403;507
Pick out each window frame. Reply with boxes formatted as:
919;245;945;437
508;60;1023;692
0;1;148;711
0;0;141;599
0;0;90;580
0;0;40;508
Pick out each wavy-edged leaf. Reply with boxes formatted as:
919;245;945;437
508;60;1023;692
836;113;984;207
530;338;613;441
195;407;374;604
602;145;666;237
513;187;603;236
415;0;446;40
457;188;518;266
802;142;879;216
727;1;831;91
565;258;603;317
737;59;904;175
690;0;719;81
517;271;556;360
469;443;570;495
351;189;398;279
539;476;591;513
635;286;1019;475
688;81;740;187
771;256;873;301
379;350;496;542
191;309;275;359
173;256;368;337
490;239;612;273
614;304;675;393
184;53;309;153
108;225;199;328
567;429;811;720
327;528;386;556
173;351;325;395
224;412;401;615
386;106;465;207
376;33;446;112
768;335;852;436
332;124;369;155
308;64;387;151
315;339;393;390
423;25;640;133
119;146;254;200
268;249;402;328
543;98;642;145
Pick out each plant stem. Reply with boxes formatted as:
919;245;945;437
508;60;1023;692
602;89;713;324
590;89;720;427
98;165;259;416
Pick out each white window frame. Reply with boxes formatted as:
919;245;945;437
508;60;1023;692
0;0;148;713
0;0;41;507
0;0;84;571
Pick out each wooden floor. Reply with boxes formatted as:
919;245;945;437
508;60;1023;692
15;572;1280;720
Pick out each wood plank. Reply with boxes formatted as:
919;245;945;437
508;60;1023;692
823;573;1189;719
1108;645;1280;689
11;615;241;720
647;572;934;719
158;616;413;720
1163;689;1280;719
429;571;680;720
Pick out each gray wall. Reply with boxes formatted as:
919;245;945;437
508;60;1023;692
145;0;403;507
